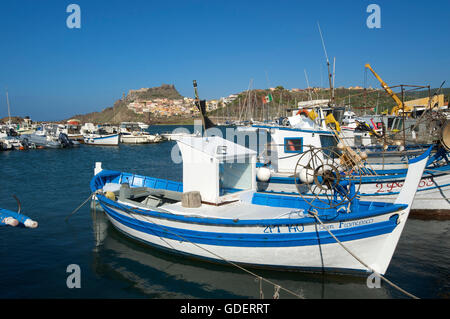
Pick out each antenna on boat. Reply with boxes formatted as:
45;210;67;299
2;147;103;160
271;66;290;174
317;22;335;106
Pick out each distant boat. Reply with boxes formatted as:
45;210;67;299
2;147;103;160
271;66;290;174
0;126;26;150
136;122;149;130
64;119;84;142
119;122;162;144
22;124;75;148
84;128;119;146
81;123;119;146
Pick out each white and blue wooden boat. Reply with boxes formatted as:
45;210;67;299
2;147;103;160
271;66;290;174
84;133;119;146
90;135;431;275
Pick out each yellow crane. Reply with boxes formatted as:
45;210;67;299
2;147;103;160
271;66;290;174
365;63;409;116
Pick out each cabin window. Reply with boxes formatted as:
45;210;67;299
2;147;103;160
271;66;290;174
219;160;253;196
284;138;303;153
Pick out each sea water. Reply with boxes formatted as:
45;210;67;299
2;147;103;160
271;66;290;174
0;125;448;299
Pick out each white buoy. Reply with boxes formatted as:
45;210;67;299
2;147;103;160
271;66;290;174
24;219;38;229
299;168;315;184
256;167;271;182
3;217;19;227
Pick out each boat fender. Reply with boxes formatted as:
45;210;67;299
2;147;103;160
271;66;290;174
256;167;271;182
298;168;314;184
23;219;38;228
1;217;19;227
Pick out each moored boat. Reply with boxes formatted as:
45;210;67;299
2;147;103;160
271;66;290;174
90;135;431;275
119;122;163;144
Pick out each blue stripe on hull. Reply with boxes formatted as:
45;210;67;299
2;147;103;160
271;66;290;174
102;203;398;248
109;223;370;275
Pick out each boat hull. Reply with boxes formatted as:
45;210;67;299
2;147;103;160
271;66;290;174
84;134;119;146
120;134;160;144
94;193;407;275
257;170;450;211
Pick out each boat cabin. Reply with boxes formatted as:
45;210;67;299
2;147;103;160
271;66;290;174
176;135;257;205
254;125;337;174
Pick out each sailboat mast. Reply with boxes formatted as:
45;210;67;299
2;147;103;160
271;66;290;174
304;69;312;101
6;90;11;125
332;57;336;103
317;22;334;105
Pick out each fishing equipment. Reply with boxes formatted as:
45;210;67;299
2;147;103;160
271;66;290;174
293;146;362;209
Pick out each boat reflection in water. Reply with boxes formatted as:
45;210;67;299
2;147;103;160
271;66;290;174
90;204;392;299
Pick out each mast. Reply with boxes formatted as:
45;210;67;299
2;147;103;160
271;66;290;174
332;57;336;103
304;69;312;101
193;80;215;134
317;22;335;105
6;89;11;125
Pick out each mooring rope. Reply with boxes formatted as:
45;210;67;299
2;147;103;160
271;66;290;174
308;209;419;299
65;191;98;222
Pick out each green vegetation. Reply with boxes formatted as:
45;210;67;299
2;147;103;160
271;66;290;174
209;87;450;120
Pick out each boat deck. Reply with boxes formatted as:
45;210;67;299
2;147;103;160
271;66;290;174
162;200;301;221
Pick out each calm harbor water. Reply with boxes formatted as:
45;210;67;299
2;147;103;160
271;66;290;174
0;125;448;299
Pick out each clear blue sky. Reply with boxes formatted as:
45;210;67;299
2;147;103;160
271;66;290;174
0;0;448;121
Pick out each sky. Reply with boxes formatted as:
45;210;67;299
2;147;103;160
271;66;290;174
0;0;448;121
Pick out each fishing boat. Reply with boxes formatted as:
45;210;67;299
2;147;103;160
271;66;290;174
119;122;163;144
84;126;119;146
90;134;430;275
64;119;84;142
250;120;450;211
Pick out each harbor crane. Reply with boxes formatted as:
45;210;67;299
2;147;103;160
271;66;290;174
365;63;409;116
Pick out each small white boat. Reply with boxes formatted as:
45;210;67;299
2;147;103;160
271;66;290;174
83;124;119;146
84;132;119;146
119;122;162;144
90;135;430;275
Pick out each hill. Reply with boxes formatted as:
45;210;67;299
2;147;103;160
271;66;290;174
209;87;450;121
68;83;449;125
69;84;192;124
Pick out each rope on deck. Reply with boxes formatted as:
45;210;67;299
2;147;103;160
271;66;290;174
308;209;419;299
